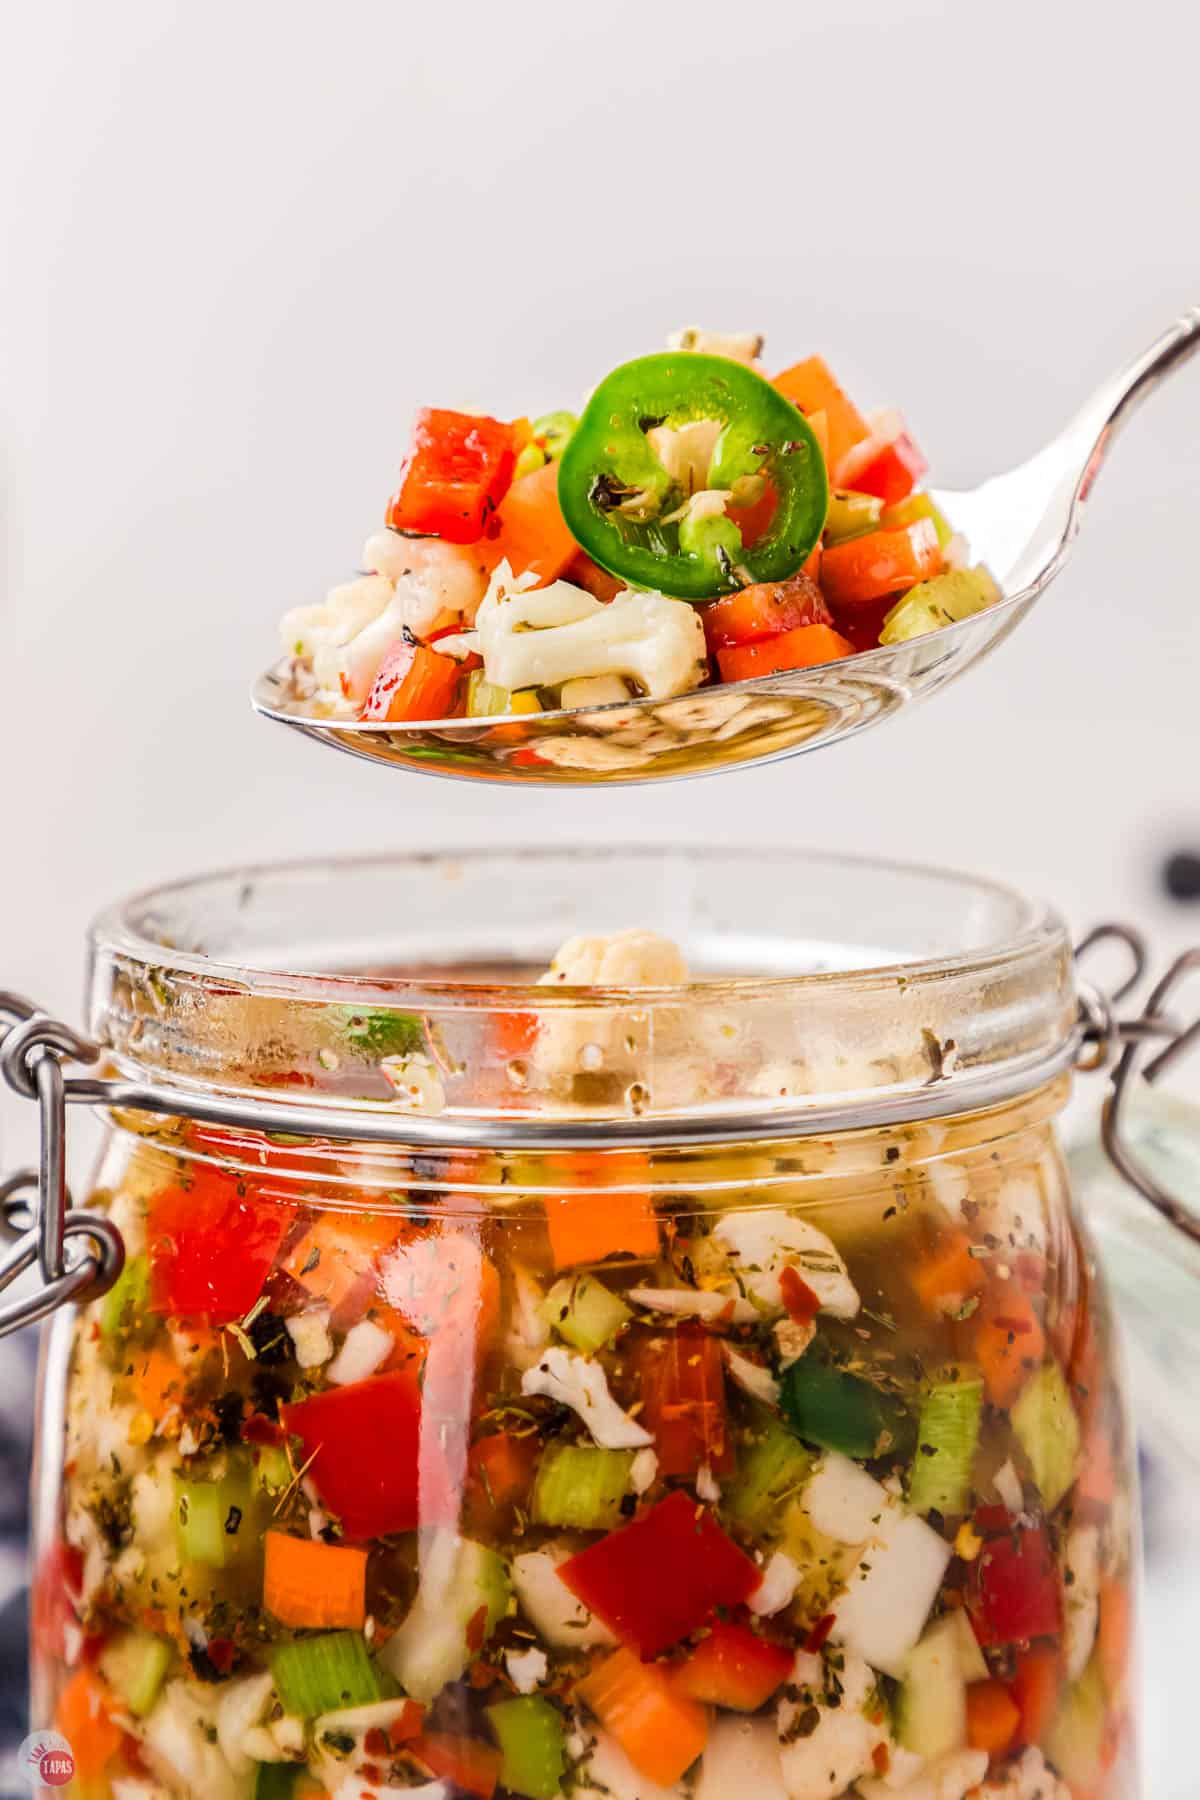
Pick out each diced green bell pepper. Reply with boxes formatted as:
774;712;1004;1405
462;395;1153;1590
780;1343;914;1460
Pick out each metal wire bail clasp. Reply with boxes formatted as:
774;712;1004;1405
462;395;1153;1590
0;992;124;1335
1075;927;1200;1245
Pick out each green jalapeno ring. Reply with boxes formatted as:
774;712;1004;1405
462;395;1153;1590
557;352;828;601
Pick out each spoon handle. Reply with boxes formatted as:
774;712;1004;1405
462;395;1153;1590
1060;303;1200;506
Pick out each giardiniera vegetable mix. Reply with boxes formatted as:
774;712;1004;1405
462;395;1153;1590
45;929;1132;1800
279;329;1002;730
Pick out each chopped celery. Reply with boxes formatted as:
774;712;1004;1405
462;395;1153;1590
270;1631;388;1719
540;1273;631;1353
1012;1360;1081;1511
880;492;954;546
532;411;579;460
487;1696;567;1799
824;490;884;544
328;1006;424;1060
1045;1656;1106;1790
532;1443;633;1529
252;1445;292;1497
723;1411;813;1532
174;1471;254;1568
467;669;542;718
100;1253;151;1340
896;1614;968;1758
879;568;1001;646
780;1346;914;1461
908;1374;984;1517
100;1631;171;1716
381;1536;511;1702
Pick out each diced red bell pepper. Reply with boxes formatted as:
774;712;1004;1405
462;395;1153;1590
780;1266;821;1327
819;519;942;609
636;1324;734;1477
701;571;831;653
837;422;928;504
414;1733;502;1800
387;408;516;544
360;638;463;724
281;1366;452;1539
558;1489;759;1657
147;1168;290;1325
31;1540;84;1662
671;1621;792;1710
716;622;854;684
967;1512;1063;1647
824;592;894;655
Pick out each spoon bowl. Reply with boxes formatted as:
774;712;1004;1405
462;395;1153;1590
252;307;1200;785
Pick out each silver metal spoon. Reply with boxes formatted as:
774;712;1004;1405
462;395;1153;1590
252;306;1200;785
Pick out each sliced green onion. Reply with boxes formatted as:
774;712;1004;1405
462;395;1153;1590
532;1444;633;1530
174;1472;253;1568
270;1631;388;1720
100;1253;151;1340
908;1374;984;1517
780;1345;914;1461
540;1274;631;1353
723;1410;813;1532
99;1631;171;1716
487;1696;567;1799
1012;1359;1081;1511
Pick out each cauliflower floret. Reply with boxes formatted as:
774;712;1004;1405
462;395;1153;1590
504;1645;549;1694
540;929;688;989
521;1347;652;1449
855;1747;989;1799
439;564;707;701
777;1649;888;1800
708;1208;861;1320
668;325;765;365
971;1748;1070;1800
280;538;489;710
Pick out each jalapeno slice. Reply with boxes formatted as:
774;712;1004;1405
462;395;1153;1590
557;352;828;600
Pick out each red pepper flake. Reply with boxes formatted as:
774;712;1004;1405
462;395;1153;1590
363;1728;389;1757
872;1743;891;1775
780;1266;821;1326
465;1603;489;1653
804;1612;837;1652
388;1702;425;1747
360;1765;382;1786
205;1637;237;1674
241;1412;285;1447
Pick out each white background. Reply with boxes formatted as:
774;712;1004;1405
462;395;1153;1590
2;1;1198;1789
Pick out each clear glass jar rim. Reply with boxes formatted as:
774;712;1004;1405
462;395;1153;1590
85;846;1078;1136
88;845;1064;1006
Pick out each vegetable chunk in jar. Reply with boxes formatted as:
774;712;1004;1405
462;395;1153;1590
34;850;1139;1799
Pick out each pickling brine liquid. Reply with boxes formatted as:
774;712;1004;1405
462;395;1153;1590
35;1082;1136;1800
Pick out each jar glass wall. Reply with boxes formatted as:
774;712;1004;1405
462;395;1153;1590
31;851;1138;1799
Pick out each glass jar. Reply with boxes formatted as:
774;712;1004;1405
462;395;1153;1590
18;849;1152;1800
